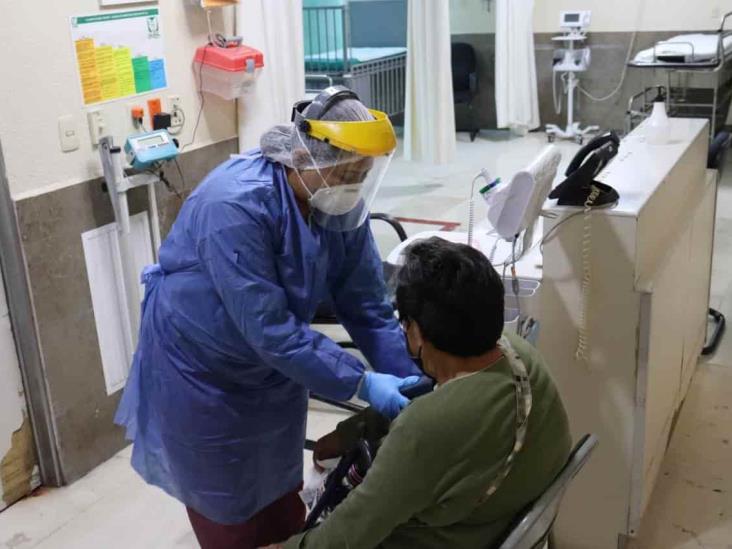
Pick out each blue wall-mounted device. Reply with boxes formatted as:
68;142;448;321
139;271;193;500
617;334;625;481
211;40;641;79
124;130;179;170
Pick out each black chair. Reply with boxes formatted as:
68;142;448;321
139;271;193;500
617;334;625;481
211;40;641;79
312;212;407;328
452;42;479;142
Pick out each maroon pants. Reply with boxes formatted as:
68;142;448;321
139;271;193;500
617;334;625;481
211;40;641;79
186;488;305;549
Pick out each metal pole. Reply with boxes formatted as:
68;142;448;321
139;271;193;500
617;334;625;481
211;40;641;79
343;4;351;73
109;149;141;346
147;183;161;261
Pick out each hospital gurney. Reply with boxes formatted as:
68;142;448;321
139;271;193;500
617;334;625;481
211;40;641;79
627;11;732;137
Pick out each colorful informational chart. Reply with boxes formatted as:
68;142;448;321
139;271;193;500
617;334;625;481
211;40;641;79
70;8;167;105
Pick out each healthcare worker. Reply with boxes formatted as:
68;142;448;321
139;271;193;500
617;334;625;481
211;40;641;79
114;86;420;549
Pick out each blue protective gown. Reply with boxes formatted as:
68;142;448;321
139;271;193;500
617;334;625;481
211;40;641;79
114;150;416;525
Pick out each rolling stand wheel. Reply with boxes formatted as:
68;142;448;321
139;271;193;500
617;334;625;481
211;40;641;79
575;136;584;145
547;134;556;143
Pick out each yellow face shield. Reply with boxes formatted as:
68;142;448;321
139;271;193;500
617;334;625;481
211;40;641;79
303;109;397;157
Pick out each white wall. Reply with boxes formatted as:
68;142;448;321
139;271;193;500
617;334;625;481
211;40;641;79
450;0;495;34
450;0;729;35
0;2;240;199
534;0;731;33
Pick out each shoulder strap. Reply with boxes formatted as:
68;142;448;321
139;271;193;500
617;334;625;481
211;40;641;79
479;336;533;501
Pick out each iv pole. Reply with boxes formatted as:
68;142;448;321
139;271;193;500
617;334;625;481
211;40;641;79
99;136;163;348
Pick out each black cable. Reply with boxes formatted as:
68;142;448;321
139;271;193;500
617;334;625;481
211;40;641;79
181;45;209;152
539;210;585;253
160;171;183;199
168;106;186;136
173;158;188;194
145;168;182;199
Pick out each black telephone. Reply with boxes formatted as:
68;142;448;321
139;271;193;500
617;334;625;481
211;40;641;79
549;131;621;207
547;132;621;363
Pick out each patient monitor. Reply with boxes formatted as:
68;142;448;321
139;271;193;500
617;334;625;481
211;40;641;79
486;145;562;253
560;10;591;32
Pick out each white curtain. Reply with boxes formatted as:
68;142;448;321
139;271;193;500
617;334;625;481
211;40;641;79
404;0;456;164
236;1;305;151
495;0;540;133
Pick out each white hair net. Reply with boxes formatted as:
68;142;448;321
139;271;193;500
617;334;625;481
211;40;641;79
260;98;374;170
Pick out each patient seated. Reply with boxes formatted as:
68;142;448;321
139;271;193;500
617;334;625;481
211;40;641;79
284;237;572;549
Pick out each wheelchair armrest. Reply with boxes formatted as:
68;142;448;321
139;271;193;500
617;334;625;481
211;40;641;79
370;213;408;242
400;375;435;399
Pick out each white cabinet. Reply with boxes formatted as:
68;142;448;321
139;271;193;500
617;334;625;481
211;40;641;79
539;119;713;549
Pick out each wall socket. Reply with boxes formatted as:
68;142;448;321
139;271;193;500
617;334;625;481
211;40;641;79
87;109;106;146
169;95;184;127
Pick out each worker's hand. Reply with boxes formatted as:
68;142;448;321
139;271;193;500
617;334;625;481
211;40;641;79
357;372;421;419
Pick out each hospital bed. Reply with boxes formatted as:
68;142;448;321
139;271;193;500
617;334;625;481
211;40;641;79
627;11;732;137
303;3;407;117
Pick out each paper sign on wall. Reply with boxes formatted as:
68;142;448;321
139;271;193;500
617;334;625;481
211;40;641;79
70;8;167;106
100;0;157;6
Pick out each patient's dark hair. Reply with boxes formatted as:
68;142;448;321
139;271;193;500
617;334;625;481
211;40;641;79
396;237;504;357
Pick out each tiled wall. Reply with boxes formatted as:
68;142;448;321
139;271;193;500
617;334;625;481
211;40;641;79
452;31;688;134
14;138;238;483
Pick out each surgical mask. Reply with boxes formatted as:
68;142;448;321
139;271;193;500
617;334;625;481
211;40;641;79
402;321;426;374
411;346;425;375
290;128;391;231
292;169;362;215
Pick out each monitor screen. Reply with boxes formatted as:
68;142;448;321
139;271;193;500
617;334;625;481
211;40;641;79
564;13;580;22
137;134;167;148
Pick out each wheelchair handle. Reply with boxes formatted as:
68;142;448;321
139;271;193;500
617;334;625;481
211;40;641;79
400;376;435;399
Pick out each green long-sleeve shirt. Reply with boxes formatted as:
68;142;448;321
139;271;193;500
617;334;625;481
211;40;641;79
285;333;571;549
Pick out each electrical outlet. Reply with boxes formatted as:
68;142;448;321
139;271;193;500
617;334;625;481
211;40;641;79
128;103;146;132
169;95;184;127
87;109;106;146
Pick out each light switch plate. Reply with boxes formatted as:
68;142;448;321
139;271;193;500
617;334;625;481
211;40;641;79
58;115;80;152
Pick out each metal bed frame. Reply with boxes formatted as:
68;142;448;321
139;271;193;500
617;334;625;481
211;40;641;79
303;5;406;117
627;11;732;137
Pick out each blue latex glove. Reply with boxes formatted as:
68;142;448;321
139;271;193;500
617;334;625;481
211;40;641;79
357;372;421;419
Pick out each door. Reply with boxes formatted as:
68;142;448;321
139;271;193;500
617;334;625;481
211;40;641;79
0;266;39;510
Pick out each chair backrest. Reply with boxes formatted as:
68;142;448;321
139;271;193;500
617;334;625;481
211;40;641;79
496;434;599;549
451;42;477;92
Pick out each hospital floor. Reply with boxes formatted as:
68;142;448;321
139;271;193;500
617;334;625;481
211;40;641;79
2;133;732;549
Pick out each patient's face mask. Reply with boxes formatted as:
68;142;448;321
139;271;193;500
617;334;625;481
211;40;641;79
402;319;426;375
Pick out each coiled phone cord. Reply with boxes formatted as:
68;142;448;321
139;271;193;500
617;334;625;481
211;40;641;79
575;185;601;363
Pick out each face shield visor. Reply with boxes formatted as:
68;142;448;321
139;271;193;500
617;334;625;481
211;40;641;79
290;87;397;232
304;153;393;232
